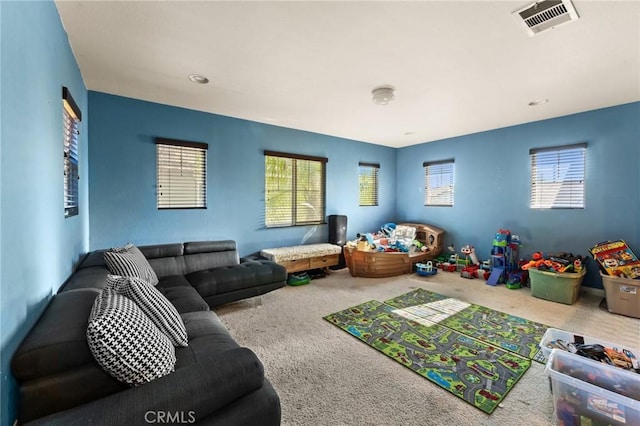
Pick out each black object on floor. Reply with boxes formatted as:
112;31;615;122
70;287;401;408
308;269;327;279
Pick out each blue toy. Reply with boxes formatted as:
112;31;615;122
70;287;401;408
416;261;438;276
488;229;521;285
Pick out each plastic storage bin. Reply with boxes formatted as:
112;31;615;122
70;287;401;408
545;349;640;426
529;267;586;305
601;273;640;319
539;327;640;367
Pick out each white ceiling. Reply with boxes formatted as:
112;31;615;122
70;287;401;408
55;0;640;148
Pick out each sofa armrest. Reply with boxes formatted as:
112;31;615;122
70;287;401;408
26;347;265;426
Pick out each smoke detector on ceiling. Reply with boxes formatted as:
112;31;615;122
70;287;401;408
513;0;579;36
372;86;395;106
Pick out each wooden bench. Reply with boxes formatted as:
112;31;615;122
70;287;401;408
260;243;342;273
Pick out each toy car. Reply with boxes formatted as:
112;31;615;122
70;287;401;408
604;347;634;370
574;344;611;364
416;262;438;276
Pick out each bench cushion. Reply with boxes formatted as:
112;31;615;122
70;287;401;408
260;243;341;263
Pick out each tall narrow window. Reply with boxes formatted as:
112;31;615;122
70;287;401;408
265;151;327;227
424;159;455;206
530;143;586;209
359;162;379;206
156;138;208;209
63;87;81;218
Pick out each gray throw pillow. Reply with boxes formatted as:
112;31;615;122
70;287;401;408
103;243;159;286
106;274;188;347
87;288;176;385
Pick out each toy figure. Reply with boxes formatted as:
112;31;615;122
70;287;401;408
461;245;479;265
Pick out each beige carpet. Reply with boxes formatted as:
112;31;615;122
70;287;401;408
215;269;640;426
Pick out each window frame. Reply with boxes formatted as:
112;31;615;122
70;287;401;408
63;87;81;218
264;150;327;228
156;137;208;210
530;143;586;209
358;162;380;207
423;159;455;207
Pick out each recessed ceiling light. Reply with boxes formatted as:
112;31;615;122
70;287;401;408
188;74;209;84
404;132;416;136
528;99;549;106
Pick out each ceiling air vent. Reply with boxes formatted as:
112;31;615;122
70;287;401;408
514;0;579;36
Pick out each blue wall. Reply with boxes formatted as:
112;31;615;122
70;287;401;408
89;94;639;289
0;2;637;424
0;2;88;425
88;92;397;255
396;102;640;288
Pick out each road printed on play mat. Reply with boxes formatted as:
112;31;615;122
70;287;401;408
323;299;531;414
384;288;549;363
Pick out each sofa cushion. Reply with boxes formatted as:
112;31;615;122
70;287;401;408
180;311;237;345
183;240;240;273
59;266;109;292
19;363;126;424
103;243;159;286
138;243;185;259
187;260;286;296
105;275;188;347
157;274;192;288
87;289;176;385
12;289;100;381
158;285;210;314
184;240;237;255
24;348;272;426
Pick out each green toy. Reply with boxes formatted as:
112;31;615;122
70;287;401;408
287;272;310;286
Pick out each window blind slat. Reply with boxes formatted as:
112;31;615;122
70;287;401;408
63;87;80;218
424;160;454;206
359;164;379;206
530;145;585;209
157;141;207;209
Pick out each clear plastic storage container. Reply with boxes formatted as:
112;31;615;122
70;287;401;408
539;327;640;366
545;348;640;426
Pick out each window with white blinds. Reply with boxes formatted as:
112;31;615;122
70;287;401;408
530;143;586;209
264;151;327;227
359;162;379;206
156;138;208;209
424;159;455;206
63;87;81;218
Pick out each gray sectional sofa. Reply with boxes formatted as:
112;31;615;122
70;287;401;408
11;240;286;425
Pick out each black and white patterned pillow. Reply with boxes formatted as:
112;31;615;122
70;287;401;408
106;275;188;347
87;289;176;386
103;243;159;286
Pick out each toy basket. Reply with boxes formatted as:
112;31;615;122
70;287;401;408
539;327;640;367
545;349;640;426
529;267;586;305
601;273;640;318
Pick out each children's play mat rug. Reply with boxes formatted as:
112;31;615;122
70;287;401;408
323;288;550;414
